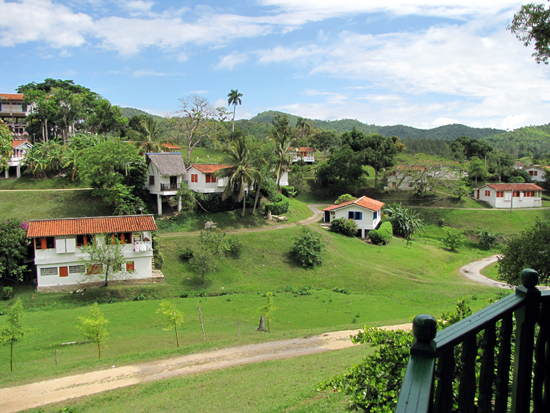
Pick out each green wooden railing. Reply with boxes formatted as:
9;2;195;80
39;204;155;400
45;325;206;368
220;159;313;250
396;269;550;412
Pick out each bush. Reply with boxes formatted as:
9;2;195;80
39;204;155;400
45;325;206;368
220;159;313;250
2;286;13;300
281;186;298;198
383;203;424;240
180;247;194;260
369;222;393;245
133;294;146;301
330;218;358;237
443;226;465;251
266;195;290;215
335;194;355;205
289;227;326;267
478;227;498;250
226;238;243;258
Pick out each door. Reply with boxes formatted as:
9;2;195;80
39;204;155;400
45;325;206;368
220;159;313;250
170;176;177;190
324;211;330;223
476;190;480;199
59;266;68;277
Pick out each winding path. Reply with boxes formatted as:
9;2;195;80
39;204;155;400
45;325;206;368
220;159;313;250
459;255;510;289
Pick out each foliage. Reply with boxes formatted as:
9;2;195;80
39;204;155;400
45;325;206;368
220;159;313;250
200;228;228;255
369;222;393;245
0;120;12;174
289;227;326;267
180;247;194;260
258;292;277;333
76;303;108;359
281;186;298;198
509;1;550;64
319;299;474;412
442;227;466;251
227;89;243;133
478;227;498;250
266;195;290;215
80;235;128;287
468;156;488;185
189;247;219;283
498;218;550;286
156;300;184;347
0;298;25;372
226;238;243;258
316;145;365;194
2;286;14;300
452;178;472;200
313;130;340;161
0;219;29;283
127;116;170;154
173;184;199;212
330;217;358;237
152;232;164;270
335;194;355;205
383;204;425;241
450;136;493;161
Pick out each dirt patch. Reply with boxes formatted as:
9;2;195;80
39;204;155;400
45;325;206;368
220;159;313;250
0;324;412;413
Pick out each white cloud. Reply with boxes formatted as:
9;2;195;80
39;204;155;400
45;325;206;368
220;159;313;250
132;69;168;77
124;0;154;13
216;53;248;70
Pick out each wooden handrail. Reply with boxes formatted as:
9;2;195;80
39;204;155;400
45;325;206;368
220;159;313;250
397;268;550;412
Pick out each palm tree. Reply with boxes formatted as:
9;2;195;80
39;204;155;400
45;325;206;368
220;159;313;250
127;117;170;154
215;135;263;217
270;131;295;193
296;117;312;143
227;89;243;133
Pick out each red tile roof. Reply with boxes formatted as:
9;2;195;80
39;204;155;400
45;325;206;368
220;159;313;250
323;196;385;212
485;183;545;191
290;147;315;152
27;215;157;238
190;164;232;173
12;140;30;148
162;143;181;149
0;93;25;101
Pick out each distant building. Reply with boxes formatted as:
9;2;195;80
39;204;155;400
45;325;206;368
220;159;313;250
474;183;545;208
27;215;157;290
3;140;32;179
185;164;232;194
0;93;29;137
525;165;548;183
323;196;385;239
290;147;315;164
145;153;187;215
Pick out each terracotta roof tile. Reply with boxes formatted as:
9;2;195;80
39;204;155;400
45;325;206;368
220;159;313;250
27;215;157;238
485;183;545;191
323;196;384;212
0;93;25;101
290;147;315;152
12;140;30;148
190;164;232;173
162;143;181;149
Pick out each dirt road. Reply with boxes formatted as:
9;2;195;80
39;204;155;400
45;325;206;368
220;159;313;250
0;323;410;413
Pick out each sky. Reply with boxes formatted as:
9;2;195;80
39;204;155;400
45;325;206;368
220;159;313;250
1;0;549;131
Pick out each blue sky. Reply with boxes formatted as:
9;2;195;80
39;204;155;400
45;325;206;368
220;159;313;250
1;0;549;130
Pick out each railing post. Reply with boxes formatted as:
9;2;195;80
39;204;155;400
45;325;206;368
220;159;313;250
511;268;541;413
396;314;437;412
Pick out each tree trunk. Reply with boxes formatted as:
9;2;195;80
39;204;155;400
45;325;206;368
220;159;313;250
10;341;13;372
104;268;109;287
232;106;236;132
174;313;180;347
252;181;260;215
242;193;246;218
257;315;266;331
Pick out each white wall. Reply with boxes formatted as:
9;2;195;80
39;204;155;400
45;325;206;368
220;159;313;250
526;168;545;183
328;205;381;237
475;186;543;208
146;163;182;195
185;166;227;193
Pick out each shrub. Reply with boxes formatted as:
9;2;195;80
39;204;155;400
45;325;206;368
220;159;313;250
289;227;326;267
330;218;358;237
335;194;355;205
383;203;424;241
369;222;393;245
443;226;465;251
2;286;13;300
133;294;146;301
333;287;350;294
180;247;194;260
478;227;498;250
281;186;298;198
266;195;290;215
226;238;243;258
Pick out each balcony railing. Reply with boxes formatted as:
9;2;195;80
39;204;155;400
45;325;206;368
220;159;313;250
396;268;549;412
160;183;180;191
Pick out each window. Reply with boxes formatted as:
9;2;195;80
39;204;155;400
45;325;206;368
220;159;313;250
69;265;85;274
496;191;504;198
59;266;68;277
149;175;155;185
126;261;135;272
40;267;58;276
191;174;198;183
348;211;354;219
373;211;378;220
354;211;362;220
36;237;55;250
485;190;490;197
513;191;520;197
206;174;216;183
76;234;93;247
87;264;103;275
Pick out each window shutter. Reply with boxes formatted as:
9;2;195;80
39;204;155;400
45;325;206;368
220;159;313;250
348;211;354;219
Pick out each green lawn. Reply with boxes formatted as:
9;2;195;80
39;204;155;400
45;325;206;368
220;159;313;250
0;175;88;190
0;190;112;221
481;261;500;281
188;147;224;163
23;345;367;413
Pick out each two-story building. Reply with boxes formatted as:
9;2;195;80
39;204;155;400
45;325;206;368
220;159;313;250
0;93;29;137
145;153;186;215
3;140;32;178
27;215;157;290
290;147;315;164
185;164;231;194
323;196;385;239
474;183;545;208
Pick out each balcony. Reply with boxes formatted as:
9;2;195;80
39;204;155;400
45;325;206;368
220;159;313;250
397;268;549;412
160;183;181;191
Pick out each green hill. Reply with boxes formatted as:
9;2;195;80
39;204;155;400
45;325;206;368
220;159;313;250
120;107;164;121
483;124;550;158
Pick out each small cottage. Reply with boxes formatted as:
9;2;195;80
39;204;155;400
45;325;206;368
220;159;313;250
474;183;545;208
145;153;186;215
323;196;385;239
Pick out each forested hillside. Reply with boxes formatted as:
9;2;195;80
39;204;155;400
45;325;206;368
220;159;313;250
120;107;164;122
484;125;550;159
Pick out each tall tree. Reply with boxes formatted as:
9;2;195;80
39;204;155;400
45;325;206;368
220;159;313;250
0;298;25;372
313;130;340;161
509;1;550;64
0;219;30;283
77;303;109;359
215;135;263;217
227;89;243;133
296;117;313;145
172;95;227;160
269;132;294;193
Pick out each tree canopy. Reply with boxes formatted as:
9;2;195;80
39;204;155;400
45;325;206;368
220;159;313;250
509;1;550;64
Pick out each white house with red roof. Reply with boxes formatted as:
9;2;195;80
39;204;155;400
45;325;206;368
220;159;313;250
3;140;32;178
323;196;385;239
290;147;315;163
145;153;187;215
27;215;157;290
474;183;545;208
185;164;232;194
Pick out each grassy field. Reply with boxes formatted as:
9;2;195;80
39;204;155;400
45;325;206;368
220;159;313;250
23;345;367;413
0;189;112;221
0;175;88;190
481;261;500;281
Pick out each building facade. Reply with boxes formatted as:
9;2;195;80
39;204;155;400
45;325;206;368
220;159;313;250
323;196;385;239
0;93;29;137
474;183;545;208
145;153;186;215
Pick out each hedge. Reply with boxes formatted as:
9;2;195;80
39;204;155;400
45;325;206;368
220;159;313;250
369;221;393;245
330;217;358;237
266;195;290;215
